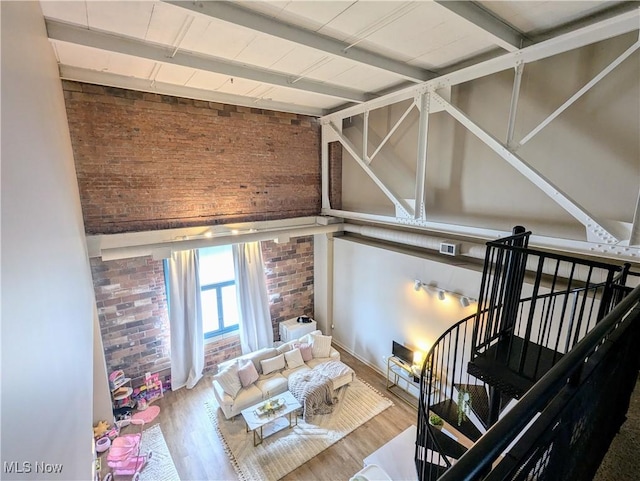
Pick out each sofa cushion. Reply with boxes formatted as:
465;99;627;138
310;333;332;358
284;348;305;369
214;362;242;399
294;342;313;362
255;374;289;399
261;353;285;375
247;347;279;374
237;358;259;388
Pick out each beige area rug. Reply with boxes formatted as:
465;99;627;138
137;424;180;481
206;377;393;481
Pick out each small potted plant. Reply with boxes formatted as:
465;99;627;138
429;414;444;430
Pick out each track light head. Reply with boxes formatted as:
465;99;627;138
460;296;470;307
437;290;446;301
414;279;422;291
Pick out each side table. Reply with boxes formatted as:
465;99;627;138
279;317;317;342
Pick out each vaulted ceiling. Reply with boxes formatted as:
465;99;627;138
42;1;636;116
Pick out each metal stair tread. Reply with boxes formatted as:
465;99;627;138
430;427;468;460
454;383;490;429
430;399;483;442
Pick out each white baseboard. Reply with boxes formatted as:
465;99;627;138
332;339;386;378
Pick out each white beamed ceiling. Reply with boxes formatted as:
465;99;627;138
41;0;629;115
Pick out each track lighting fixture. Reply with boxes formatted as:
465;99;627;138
413;278;476;306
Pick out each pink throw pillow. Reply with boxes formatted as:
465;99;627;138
294;342;313;362
237;359;259;388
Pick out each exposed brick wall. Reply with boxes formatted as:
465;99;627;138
329;141;343;210
91;236;314;378
91;256;171;380
204;334;242;374
63;81;321;234
263;236;315;341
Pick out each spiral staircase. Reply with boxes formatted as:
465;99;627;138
414;227;640;480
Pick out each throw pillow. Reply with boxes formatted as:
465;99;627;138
310;333;332;358
260;353;286;375
284;348;304;369
237;358;259;388
298;330;322;344
214;362;242;399
294;342;313;362
247;348;279;374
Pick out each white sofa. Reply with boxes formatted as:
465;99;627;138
213;330;354;419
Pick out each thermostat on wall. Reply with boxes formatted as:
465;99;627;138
439;242;459;256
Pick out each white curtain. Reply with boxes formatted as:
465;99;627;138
233;242;273;353
168;250;204;390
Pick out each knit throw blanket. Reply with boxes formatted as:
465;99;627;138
288;369;337;422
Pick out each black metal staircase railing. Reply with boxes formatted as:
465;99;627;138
415;228;637;481
439;279;640;481
471;229;630;398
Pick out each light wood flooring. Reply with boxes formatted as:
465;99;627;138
109;347;417;481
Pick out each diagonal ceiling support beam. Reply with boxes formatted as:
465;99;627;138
166;0;436;83
369;101;416;163
518;37;640;147
434;1;527;52
431;92;619;244
46;19;370;103
328;122;414;218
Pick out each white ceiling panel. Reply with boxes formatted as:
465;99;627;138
42;0;635;115
318;1;421;44
275;1;359;31
102;52;157;79
269;45;329;76
53;40;112;73
153;63;197;86
180;16;257;60
185;70;230;91
86;1;155;39
40;1;88;27
479;1;624;35
234;35;297;70
144;1;192;46
408;34;496;69
215;76;266;96
361;3;492;62
328;64;403;92
298;56;357;83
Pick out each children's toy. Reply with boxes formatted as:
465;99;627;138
103;419;152;481
94;420;110;439
96;436;111;453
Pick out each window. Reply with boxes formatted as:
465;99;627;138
199;245;239;339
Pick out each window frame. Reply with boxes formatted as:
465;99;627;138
201;278;239;339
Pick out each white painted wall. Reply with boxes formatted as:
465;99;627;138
1;2;99;479
331;237;482;373
313;233;331;335
94;306;114;424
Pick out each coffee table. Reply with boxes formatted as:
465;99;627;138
241;391;302;446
